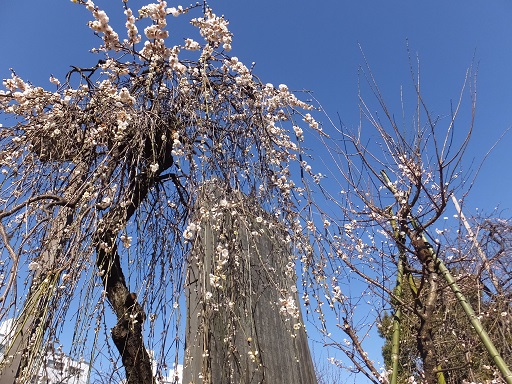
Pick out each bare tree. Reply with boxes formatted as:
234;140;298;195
298;52;512;383
379;210;512;383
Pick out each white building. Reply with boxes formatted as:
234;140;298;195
30;345;90;384
0;319;181;384
158;364;183;384
0;319;89;384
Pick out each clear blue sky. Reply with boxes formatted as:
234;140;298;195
1;1;510;213
1;1;511;382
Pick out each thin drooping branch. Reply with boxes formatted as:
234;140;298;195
337;320;382;384
0;164;86;383
184;183;318;384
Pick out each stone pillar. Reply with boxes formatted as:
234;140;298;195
183;184;317;384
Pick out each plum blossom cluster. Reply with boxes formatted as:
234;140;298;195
190;8;232;52
279;295;299;318
396;154;424;185
183;222;200;241
124;8;141;45
85;0;120;51
139;2;169;43
184;38;201;51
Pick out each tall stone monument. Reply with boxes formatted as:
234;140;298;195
183;183;317;384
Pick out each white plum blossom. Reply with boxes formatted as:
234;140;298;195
184;222;199;240
118;87;135;105
124;8;141;44
144;24;168;40
279;296;299;318
28;261;41;271
184;38;201;50
49;76;61;86
293;125;303;139
120;235;132;248
166;6;183;17
303;113;321;131
86;1;120;51
332;286;343;302
190;9;232;51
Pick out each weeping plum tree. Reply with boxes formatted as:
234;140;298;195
0;1;324;382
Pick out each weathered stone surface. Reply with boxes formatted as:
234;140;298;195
183;184;317;384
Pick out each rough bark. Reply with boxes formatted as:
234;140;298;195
183;185;317;384
93;164;159;384
95;226;154;384
411;234;439;384
0;166;84;383
415;270;438;384
93;122;176;384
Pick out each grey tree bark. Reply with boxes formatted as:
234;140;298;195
183;184;317;384
0;165;85;383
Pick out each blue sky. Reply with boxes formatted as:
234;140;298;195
1;1;512;382
211;1;512;215
1;1;510;214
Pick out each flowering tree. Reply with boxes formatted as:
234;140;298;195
0;1;322;382
300;56;512;383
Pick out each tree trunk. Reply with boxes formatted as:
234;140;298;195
183;184;317;384
92;119;176;384
415;269;438;384
93;171;158;384
0;165;85;383
95;226;154;384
